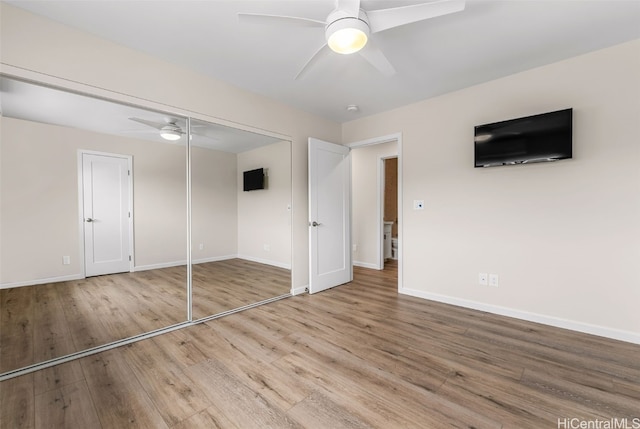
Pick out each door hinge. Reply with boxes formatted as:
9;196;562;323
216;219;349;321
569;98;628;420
128;170;131;176
129;255;132;261
128;212;131;218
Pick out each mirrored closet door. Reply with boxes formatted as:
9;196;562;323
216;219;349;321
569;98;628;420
0;75;294;378
0;76;189;373
189;119;292;320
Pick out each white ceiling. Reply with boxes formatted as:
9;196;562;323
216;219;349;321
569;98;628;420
6;0;640;123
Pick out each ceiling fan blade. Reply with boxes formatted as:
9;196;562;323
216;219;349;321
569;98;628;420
358;44;396;76
367;0;465;33
238;13;325;28
337;0;361;17
119;128;159;135
128;117;164;130
295;44;332;80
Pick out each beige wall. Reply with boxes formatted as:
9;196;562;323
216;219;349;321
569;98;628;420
1;117;81;283
191;146;238;263
0;117;188;285
344;40;640;342
132;139;188;269
237;141;291;268
0;3;342;291
351;141;398;268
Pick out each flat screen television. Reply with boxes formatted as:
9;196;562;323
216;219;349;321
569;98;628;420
243;168;265;191
474;108;572;168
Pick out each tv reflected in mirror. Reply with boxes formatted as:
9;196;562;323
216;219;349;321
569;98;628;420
243;167;265;191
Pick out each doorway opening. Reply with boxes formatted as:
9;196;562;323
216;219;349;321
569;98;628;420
348;132;402;291
382;156;399;270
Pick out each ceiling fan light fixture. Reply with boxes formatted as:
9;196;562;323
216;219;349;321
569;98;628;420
326;17;369;54
160;124;182;141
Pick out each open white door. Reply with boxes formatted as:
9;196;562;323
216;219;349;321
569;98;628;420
308;138;352;294
82;152;132;277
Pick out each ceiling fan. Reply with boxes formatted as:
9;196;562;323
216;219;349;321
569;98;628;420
128;117;222;144
128;117;186;141
239;0;465;79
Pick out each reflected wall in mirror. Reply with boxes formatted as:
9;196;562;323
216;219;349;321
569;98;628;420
0;76;188;373
190;119;292;319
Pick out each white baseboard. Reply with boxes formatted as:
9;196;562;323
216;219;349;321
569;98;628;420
237;254;291;270
192;255;236;265
291;285;308;295
116;255;289;272
133;260;187;272
353;261;381;270
1;273;85;289
399;287;640;346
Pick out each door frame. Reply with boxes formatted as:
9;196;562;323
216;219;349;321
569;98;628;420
77;150;134;278
346;132;402;291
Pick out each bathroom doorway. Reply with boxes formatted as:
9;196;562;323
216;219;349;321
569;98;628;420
382;156;399;269
348;132;402;290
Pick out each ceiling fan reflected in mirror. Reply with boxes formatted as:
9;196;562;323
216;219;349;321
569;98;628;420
128;117;184;141
239;0;465;79
128;117;225;144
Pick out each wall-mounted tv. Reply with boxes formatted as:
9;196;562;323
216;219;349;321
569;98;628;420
474;108;572;168
243;168;265;191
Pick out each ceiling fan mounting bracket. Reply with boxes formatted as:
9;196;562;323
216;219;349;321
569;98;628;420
326;8;369;27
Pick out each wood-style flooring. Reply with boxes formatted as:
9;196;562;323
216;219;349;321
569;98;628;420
1;261;639;428
0;259;290;373
192;258;290;319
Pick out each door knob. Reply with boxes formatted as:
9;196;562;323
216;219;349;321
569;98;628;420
85;218;94;223
311;221;321;227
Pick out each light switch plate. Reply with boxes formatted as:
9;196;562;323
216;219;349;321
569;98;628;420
489;274;499;287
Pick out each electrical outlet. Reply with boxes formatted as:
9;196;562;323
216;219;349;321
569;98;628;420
264;244;271;251
62;256;71;265
413;200;424;210
478;272;488;286
198;243;204;250
352;244;358;252
489;274;499;287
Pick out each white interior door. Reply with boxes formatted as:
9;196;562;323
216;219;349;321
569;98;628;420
308;137;352;294
82;152;132;277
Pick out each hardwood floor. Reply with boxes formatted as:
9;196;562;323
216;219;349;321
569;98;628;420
2;262;639;428
192;258;290;319
0;259;290;374
0;266;187;374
